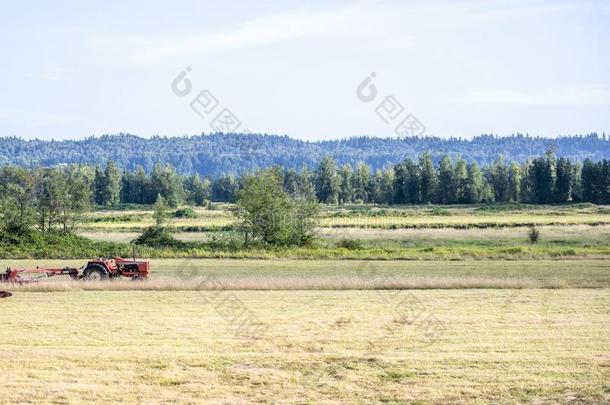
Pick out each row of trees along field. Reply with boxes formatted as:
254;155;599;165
92;149;610;207
1;149;610;234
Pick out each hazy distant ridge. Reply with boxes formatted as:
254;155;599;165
0;133;608;176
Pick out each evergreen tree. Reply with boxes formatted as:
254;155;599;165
508;162;521;202
184;173;211;206
571;163;583;202
133;166;150;204
337;165;353;204
103;160;122;207
150;163;183;207
530;149;556;204
437;155;456;204
418;152;437;204
374;169;394;204
489;155;510;202
554;157;573;202
315;155;339;204
519;160;534;203
353;162;372;203
454;158;469;203
465;162;486;203
212;174;239;202
392;162;406;204
93;166;105;205
581;159;597;202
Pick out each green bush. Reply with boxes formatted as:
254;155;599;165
336;239;364;250
135;227;182;248
174;207;198;219
528;226;540;244
0;230;126;259
428;207;452;216
206;231;244;251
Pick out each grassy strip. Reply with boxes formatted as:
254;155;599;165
2;226;609;260
137;246;610;260
79;203;610;231
79;220;610;232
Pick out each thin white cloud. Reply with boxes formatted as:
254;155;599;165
448;85;610;106
90;1;573;65
102;6;376;64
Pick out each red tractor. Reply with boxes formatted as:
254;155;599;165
1;257;150;284
81;257;150;281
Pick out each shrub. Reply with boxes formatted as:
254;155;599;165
174;207;198;219
337;239;364;250
135;227;182;248
0;230;126;259
429;207;451;216
135;196;182;247
528;226;540;244
206;231;244;251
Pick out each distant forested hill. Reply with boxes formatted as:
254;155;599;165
0;133;608;176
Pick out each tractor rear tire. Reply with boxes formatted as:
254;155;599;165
84;264;109;281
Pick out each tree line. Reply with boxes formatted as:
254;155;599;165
111;148;608;205
1;133;608;177
312;150;609;205
1;150;609;236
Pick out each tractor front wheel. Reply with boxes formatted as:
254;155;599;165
84;264;109;281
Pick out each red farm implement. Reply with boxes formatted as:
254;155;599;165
1;257;150;285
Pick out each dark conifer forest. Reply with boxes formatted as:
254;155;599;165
0;132;608;177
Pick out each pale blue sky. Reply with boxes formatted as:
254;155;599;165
1;0;608;140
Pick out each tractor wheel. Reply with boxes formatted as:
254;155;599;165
84;264;109;281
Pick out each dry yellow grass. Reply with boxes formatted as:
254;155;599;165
6;275;571;292
0;289;608;403
3;259;609;289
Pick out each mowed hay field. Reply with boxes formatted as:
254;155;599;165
1;259;610;403
2;205;610;403
1;289;608;403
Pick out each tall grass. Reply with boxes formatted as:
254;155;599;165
7;275;571;292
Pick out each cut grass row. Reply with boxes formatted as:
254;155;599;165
1;289;608;403
3;259;609;289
